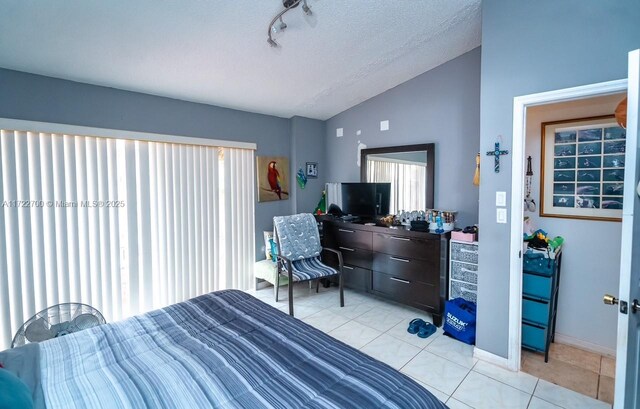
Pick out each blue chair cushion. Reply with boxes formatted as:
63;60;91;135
273;214;321;260
0;368;33;409
289;257;339;282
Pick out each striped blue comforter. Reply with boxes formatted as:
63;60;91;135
39;290;447;408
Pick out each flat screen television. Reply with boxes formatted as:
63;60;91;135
341;182;391;218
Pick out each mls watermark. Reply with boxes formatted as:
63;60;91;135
1;200;126;208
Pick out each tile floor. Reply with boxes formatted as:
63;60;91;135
246;284;613;409
521;344;615;405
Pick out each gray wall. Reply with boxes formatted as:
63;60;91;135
477;0;640;357
325;48;481;227
0;68;291;262
525;95;624;354
290;116;326;214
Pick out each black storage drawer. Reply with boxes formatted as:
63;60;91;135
326;226;372;251
373;233;440;262
371;271;439;310
372;252;438;285
342;264;370;291
339;246;372;270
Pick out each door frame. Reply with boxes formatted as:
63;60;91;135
507;79;628;371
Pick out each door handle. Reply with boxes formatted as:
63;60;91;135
633;299;640;313
604;294;636;314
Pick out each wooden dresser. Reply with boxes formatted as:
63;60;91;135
322;219;450;326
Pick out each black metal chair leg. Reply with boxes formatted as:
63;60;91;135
275;269;280;302
316;280;320;293
339;273;344;307
288;279;294;316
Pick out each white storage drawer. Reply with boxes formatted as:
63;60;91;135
450;279;477;303
450;241;479;264
450;261;478;284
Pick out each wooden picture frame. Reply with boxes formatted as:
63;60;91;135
540;115;626;221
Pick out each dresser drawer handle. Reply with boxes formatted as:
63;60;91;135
390;236;411;241
461;267;476;273
343;265;354;270
390;277;410;284
339;246;355;252
460;248;478;254
390;256;409;263
338;229;355;233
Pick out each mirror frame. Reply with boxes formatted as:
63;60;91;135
360;143;435;210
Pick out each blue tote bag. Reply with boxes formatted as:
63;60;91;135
443;297;477;345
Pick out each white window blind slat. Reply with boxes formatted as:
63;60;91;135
0;130;255;350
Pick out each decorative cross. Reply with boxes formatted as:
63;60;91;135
486;142;509;173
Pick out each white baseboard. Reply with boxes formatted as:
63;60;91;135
473;347;515;371
553;333;616;358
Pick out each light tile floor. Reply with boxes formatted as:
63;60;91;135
246;284;612;409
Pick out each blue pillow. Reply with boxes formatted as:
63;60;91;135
269;239;278;264
0;368;33;409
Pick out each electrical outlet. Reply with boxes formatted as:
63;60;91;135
380;120;389;131
336;128;343;137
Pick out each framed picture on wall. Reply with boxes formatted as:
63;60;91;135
540;115;625;221
306;162;318;178
257;156;290;202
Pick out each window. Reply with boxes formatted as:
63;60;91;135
0;129;255;349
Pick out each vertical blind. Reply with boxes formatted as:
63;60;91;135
367;158;427;213
0;130;255;350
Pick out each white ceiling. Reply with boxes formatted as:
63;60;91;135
0;0;481;120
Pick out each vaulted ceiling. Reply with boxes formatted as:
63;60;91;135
0;0;481;120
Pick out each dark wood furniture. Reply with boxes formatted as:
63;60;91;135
323;219;450;326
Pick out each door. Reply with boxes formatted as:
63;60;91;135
613;49;640;409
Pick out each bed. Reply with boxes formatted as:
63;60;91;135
0;290;447;408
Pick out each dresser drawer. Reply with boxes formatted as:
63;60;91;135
450;261;478;284
373;233;440;262
337;246;372;270
523;273;552;300
450;241;479;264
341;264;370;291
372;252;438;285
371;271;438;308
449;279;477;303
330;226;372;250
522;322;547;351
522;298;550;326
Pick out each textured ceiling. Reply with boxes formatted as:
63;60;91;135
0;0;481;120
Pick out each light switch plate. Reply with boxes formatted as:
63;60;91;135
380;120;389;131
336;128;343;137
496;191;507;207
497;208;507;224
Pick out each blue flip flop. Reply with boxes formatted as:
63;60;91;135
417;322;436;339
407;318;426;334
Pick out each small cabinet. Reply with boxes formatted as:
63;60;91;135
521;249;563;362
448;239;478;304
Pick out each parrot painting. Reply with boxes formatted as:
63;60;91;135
266;161;290;199
267;161;282;199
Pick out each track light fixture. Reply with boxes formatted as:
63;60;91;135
267;0;313;47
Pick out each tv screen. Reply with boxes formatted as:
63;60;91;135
341;183;391;218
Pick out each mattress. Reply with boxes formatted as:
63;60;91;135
1;290;447;408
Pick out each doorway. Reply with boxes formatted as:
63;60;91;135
519;94;626;405
506;80;628;397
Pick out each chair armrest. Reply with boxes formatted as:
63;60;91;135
322;247;344;270
276;254;293;278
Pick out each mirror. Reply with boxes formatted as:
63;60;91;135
360;143;434;214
